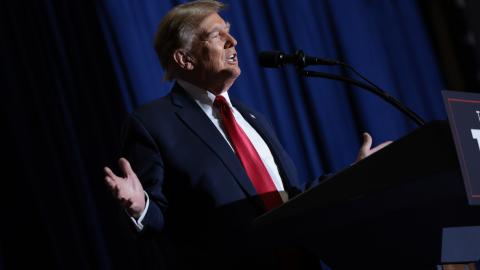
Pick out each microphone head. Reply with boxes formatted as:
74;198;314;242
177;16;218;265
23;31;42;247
258;51;285;68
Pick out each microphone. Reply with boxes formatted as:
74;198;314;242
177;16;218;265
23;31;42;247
258;50;341;68
258;49;426;126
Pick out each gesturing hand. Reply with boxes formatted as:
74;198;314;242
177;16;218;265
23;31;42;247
104;158;146;218
356;132;393;162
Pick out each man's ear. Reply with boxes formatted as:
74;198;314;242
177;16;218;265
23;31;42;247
173;49;195;70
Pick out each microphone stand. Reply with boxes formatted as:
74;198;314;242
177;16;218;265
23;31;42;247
299;68;426;127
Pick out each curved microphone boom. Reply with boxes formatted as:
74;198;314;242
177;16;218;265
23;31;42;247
257;50;426;126
258;50;340;68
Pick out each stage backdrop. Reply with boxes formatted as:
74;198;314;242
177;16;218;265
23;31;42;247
1;0;446;269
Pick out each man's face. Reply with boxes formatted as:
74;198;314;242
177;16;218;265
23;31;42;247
189;13;241;93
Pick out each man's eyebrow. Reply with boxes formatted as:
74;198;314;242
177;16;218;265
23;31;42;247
209;22;231;33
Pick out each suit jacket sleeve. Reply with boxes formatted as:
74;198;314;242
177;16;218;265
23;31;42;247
121;112;167;235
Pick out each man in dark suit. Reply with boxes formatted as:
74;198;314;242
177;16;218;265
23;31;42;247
104;1;389;269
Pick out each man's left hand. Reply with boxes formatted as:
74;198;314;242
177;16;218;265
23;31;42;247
356;132;392;161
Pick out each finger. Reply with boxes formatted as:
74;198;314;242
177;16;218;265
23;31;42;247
119;197;128;207
104;176;117;188
118;195;133;208
112;185;120;197
124;199;133;208
371;140;393;153
118;157;135;177
105;178;120;198
104;167;119;180
361;132;372;151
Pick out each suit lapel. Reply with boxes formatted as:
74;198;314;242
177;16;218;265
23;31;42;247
170;84;260;201
233;101;295;191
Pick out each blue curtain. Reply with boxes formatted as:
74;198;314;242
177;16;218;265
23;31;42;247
1;1;158;269
96;0;446;183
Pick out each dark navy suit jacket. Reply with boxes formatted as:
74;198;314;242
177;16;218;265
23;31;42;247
121;83;316;269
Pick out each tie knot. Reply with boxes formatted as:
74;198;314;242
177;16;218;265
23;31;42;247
213;95;229;110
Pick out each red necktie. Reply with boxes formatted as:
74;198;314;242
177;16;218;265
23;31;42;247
214;95;283;211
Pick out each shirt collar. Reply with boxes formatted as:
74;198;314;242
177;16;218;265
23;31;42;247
177;79;233;110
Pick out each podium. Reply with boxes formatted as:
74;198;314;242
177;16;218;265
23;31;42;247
253;121;480;269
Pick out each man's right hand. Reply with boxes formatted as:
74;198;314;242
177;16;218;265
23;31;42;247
104;158;146;219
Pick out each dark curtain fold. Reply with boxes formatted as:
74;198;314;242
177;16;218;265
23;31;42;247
1;1;160;269
1;0;451;269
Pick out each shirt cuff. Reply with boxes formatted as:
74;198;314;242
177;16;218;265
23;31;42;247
128;191;150;232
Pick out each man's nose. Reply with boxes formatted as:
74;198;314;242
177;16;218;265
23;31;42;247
224;32;237;48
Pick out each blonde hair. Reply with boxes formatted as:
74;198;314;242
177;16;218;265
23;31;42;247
154;0;225;81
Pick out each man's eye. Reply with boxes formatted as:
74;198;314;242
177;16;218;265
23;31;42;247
209;32;220;39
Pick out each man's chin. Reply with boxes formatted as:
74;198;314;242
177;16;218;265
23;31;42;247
221;67;241;80
232;67;241;78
